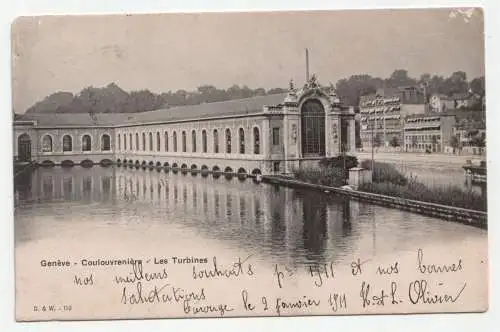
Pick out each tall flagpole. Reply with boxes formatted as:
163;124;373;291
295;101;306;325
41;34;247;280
305;48;310;82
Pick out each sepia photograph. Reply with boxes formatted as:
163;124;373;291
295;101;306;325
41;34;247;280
11;8;488;321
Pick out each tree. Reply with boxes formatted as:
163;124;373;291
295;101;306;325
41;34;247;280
254;88;266;96
471;135;485;148
450;135;459;152
335;75;381;106
428;75;445;95
385;69;417;88
373;133;382;147
466;129;479;138
267;87;286;94
451;71;467;82
419;73;431;85
319;155;359;169
390;135;400;147
24;69;483;114
470;76;485;96
411;136;418;148
319;155;359;179
441;71;468;96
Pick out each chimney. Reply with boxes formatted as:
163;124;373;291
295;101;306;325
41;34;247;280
305;48;310;82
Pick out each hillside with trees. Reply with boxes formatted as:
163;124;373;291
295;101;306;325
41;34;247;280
335;70;485;106
24;70;485;114
25;83;287;114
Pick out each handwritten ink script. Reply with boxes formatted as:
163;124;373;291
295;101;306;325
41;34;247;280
17;248;487;320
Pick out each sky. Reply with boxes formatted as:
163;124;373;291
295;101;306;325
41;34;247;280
11;8;485;113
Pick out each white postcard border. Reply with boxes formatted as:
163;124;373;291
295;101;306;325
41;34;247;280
1;0;498;331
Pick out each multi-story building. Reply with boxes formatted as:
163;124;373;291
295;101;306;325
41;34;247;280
358;86;426;150
451;109;486;155
13;76;357;175
403;113;456;153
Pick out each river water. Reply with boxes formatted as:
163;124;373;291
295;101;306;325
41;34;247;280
14;166;486;268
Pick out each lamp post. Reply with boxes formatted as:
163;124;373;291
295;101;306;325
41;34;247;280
371;122;374;181
362;123;375;181
342;142;347;185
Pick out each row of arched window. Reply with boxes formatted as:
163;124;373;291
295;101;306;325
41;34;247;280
41;134;111;153
117;127;261;155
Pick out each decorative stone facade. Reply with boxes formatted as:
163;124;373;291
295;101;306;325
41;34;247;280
14;77;356;175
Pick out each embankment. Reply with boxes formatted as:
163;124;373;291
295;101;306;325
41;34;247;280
261;175;487;230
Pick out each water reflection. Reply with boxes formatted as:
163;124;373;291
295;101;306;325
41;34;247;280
14;167;486;267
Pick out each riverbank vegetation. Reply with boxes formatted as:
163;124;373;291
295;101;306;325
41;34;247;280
293;156;358;187
359;160;408;186
358;159;486;211
358;181;486;212
292;157;486;212
293;167;345;187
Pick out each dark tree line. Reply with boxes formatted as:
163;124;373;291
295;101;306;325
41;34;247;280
336;69;485;106
25;83;287;114
24;69;485;114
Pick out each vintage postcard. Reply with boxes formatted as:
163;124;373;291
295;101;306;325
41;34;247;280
12;8;487;321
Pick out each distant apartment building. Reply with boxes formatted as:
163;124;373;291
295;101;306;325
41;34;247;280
358;86;425;150
450;109;486;155
403;113;455;153
403;108;486;154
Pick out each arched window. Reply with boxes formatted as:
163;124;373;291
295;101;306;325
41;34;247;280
181;131;187;152
148;133;153;151
123;134;127;151
156;132;161;152
225;129;231;154
173;131;178;152
82;135;92;151
164;131;169;152
182;131;187;152
118;134;121;151
239;128;245;154
42;135;52;152
192;130;197;153
301;99;326;156
18;134;32;162
135;133;139;151
213;129;219;153
142;133;146;151
101;134;111;151
129;133;132;151
202;130;207;153
253;127;260;154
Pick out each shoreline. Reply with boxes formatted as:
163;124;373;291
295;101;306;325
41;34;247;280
261;175;487;230
356;151;484;168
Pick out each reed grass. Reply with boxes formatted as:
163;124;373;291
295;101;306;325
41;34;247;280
292;159;486;212
359;180;486;212
293;167;345;187
360;160;408;185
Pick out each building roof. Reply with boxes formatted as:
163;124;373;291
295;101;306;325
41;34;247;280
405;113;452;120
376;86;422;96
15;112;124;127
404;109;485;129
16;93;288;128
